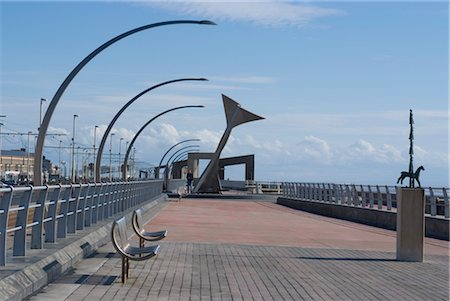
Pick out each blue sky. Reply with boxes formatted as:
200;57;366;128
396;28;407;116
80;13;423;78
1;1;448;186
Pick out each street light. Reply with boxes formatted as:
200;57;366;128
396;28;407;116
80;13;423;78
34;19;216;186
58;140;62;177
71;114;78;183
94;77;208;182
109;133;115;182
93;125;98;180
27;131;32;182
122;105;204;181
118;137;124;179
39;98;46;130
0;115;5;178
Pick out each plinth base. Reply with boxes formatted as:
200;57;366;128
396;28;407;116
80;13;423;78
396;188;425;262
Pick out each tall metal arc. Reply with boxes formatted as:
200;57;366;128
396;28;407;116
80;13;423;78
156;138;200;179
33;19;216;185
94;78;207;182
122;105;204;181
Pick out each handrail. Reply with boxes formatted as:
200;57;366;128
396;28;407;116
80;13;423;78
0;179;163;266
279;182;449;219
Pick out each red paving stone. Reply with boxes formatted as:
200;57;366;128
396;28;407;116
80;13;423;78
146;198;449;256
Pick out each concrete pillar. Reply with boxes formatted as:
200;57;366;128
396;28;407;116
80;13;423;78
396;188;425;262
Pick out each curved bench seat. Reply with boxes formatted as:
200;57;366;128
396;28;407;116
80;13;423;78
132;208;167;247
111;217;160;283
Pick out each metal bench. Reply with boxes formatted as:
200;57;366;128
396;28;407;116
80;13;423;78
132;208;167;248
111;216;160;283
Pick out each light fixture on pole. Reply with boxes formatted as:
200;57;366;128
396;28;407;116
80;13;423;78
0;115;5;177
27;131;32;182
109;133;115;182
93;125;98;180
58;140;62;177
71;114;78;183
118;137;123;179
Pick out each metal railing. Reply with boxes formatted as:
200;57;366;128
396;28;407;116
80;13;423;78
281;182;449;219
0;180;163;266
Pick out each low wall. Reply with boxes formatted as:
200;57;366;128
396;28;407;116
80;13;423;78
0;194;167;301
277;197;449;241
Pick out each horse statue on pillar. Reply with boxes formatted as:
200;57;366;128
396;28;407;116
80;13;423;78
397;166;425;188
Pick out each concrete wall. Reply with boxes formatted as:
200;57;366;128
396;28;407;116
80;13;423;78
277;197;449;241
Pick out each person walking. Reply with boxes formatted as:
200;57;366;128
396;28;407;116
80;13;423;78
186;170;194;194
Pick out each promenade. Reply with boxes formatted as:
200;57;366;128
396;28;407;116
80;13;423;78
27;197;449;301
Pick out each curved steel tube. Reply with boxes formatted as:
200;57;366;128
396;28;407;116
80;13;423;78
156;138;200;178
122;105;204;181
95;78;207;181
171;150;197;165
34;19;216;185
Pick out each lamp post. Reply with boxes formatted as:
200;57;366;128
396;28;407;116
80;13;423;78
34;19;216;186
76;146;81;182
71;114;78;183
27;131;32;182
93;125;98;180
118;137;123;179
94;77;207;182
156;138;200;179
122;105;204;181
109;133;115;182
58;140;62;177
39;98;46;131
0;116;5;177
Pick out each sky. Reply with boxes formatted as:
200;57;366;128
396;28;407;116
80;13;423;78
0;1;448;186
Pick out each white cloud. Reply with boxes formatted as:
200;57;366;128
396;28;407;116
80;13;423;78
147;1;343;27
295;135;332;162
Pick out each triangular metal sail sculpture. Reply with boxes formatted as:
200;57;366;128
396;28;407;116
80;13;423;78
194;94;264;193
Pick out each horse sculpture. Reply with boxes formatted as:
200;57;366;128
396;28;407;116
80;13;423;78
397;166;425;187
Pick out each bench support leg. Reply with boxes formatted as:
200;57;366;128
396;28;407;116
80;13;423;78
121;257;126;283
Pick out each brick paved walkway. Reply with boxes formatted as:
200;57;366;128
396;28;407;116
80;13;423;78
27;198;450;301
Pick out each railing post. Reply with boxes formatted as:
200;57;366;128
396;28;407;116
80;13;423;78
368;186;374;208
97;184;105;221
0;187;13;266
429;187;436;216
443;188;449;218
345;185;352;206
385;186;392;211
13;186;33;256
91;183;100;224
68;184;82;233
31;186;48;249
84;184;94;227
376;185;382;209
360;185;366;207
45;185;61;243
76;184;89;230
351;184;358;206
57;185;72;238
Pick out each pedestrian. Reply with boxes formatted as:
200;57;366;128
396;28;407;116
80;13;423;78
186;169;194;193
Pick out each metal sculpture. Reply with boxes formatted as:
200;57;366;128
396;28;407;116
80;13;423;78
194;94;264;193
397;110;424;187
33;20;215;185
